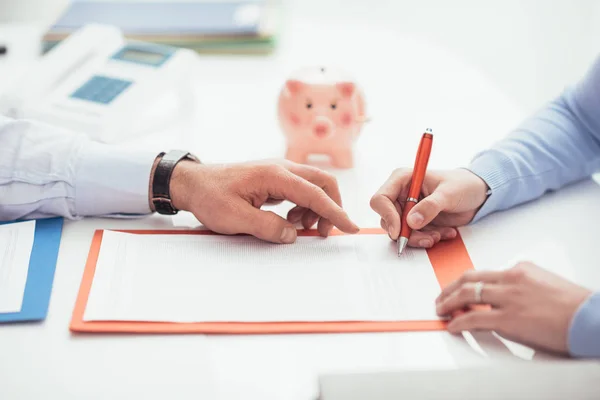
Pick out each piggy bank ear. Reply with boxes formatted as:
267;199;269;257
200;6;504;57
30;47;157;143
336;82;356;98
285;80;305;95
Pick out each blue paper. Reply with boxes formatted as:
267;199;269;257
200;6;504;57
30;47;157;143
0;218;64;323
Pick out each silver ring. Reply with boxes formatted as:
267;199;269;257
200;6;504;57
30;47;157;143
474;281;484;303
406;197;419;203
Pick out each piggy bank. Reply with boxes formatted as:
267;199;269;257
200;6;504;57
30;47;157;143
277;66;367;168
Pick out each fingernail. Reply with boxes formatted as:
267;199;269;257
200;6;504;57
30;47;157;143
446;229;457;239
385;226;396;240
280;227;296;244
419;239;432;248
408;212;424;227
382;220;389;233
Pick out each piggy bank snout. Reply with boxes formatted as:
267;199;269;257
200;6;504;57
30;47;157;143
313;117;334;139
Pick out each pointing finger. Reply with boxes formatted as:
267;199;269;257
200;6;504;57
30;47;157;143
285;162;343;206
285;163;344;236
271;170;359;234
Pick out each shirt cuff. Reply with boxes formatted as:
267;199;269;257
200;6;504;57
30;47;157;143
568;291;600;358
466;150;520;223
74;141;158;217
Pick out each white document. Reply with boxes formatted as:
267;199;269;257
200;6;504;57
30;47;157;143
83;231;442;323
0;220;36;313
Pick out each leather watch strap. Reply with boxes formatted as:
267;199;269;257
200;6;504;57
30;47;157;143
151;150;200;215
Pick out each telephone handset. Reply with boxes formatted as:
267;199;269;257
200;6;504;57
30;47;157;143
0;24;199;143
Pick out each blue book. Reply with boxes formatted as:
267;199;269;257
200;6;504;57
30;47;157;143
44;0;280;54
49;0;273;36
0;218;63;323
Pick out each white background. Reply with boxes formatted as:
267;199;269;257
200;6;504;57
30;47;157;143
2;1;600;399
4;0;600;115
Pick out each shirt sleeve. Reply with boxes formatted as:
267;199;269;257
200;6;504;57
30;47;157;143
467;54;600;222
0;115;158;221
568;292;600;358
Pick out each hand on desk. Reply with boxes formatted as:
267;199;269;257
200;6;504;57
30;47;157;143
370;168;489;248
168;159;360;243
435;262;592;355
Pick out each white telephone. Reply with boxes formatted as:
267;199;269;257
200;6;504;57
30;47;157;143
0;23;199;143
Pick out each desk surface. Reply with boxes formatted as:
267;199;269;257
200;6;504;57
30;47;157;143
2;4;600;400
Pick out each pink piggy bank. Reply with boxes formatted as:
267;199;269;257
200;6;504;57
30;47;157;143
277;66;367;168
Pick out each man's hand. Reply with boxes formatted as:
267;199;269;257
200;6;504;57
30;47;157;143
435;262;593;355
166;159;359;243
370;168;489;248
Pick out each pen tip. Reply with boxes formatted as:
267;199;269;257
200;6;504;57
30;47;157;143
425;128;433;134
397;237;408;256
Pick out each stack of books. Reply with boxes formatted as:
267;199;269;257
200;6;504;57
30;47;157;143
43;0;280;55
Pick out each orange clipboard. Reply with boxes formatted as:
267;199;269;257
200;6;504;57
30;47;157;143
69;228;475;334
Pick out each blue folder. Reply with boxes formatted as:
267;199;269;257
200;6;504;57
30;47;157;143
0;218;63;323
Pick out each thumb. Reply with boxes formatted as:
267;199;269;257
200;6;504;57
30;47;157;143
407;190;451;229
242;207;297;244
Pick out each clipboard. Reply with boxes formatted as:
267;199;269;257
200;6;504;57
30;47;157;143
70;228;475;334
0;218;64;323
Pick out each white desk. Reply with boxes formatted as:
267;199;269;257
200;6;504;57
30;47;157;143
2;4;600;400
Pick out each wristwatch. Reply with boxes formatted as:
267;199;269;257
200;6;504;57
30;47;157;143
151;150;200;215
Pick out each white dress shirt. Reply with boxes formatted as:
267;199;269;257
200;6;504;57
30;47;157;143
0;115;158;221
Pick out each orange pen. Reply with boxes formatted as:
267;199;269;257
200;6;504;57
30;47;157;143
398;128;434;256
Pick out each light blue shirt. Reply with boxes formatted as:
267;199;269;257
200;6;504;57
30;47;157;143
0;115;157;220
468;55;600;358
